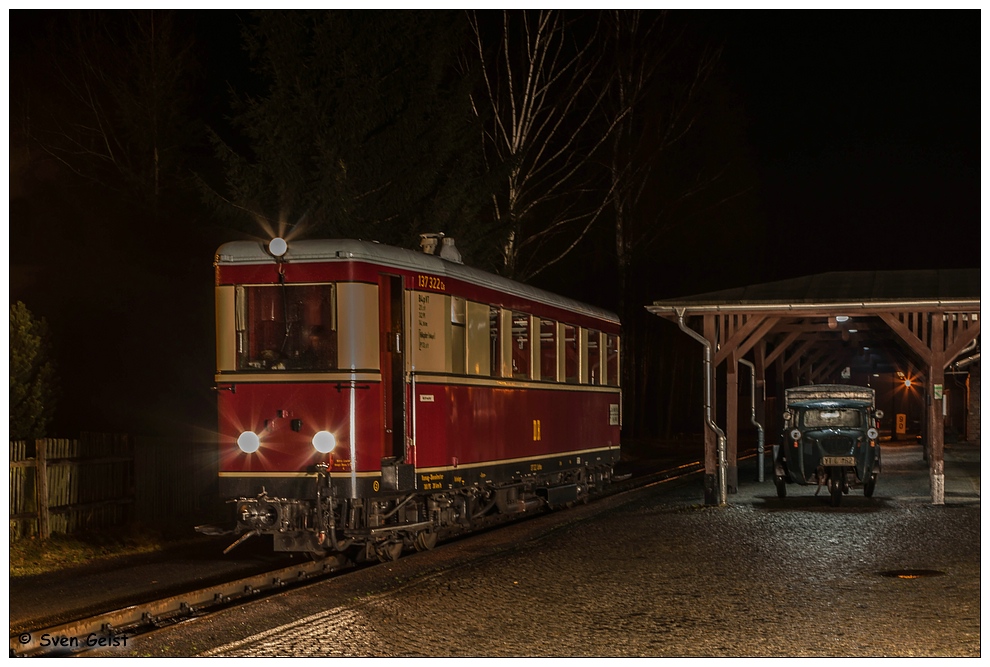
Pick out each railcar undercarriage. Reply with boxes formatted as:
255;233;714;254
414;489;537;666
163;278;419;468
223;463;615;562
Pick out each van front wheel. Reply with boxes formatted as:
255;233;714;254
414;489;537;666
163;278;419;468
828;472;843;507
864;473;878;498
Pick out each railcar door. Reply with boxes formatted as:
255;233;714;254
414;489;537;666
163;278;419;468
379;274;406;460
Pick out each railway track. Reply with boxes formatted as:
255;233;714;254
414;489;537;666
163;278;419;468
10;452;718;657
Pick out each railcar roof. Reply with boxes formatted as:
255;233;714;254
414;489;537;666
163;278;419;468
215;239;618;324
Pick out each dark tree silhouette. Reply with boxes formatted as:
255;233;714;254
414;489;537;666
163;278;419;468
10;302;58;440
21;10;202;209
207;10;490;259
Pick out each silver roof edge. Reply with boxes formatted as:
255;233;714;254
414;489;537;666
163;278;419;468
215;239;618;324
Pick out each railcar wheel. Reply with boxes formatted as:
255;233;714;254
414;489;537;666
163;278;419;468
774;475;787;498
376;541;403;562
864;473;878;498
414;529;438;552
828;474;842;507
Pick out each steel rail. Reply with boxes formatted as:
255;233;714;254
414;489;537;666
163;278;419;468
9;555;348;657
9;448;741;657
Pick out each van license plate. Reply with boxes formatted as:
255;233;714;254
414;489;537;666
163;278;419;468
822;456;855;466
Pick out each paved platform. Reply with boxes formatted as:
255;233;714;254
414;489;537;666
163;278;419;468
109;438;980;658
741;438;981;508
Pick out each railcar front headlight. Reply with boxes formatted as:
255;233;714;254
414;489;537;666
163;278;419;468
312;430;336;454
269;237;288;257
237;430;261;453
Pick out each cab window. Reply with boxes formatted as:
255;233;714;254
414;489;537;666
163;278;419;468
235;284;337;371
803;409;862;428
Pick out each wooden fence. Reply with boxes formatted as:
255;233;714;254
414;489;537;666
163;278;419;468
9;434;134;539
10;434;221;541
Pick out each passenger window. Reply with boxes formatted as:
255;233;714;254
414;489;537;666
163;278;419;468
540;319;557;381
563;324;578;384
511;312;530;380
489;307;501;377
587;329;601;385
466;301;491;376
450;297;466;375
606;334;620;387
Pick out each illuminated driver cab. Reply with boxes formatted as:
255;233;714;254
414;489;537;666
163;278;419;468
210;237;386;553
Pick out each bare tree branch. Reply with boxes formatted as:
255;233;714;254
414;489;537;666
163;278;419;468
467;9;623;281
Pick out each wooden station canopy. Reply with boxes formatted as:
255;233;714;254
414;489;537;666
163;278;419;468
647;269;980;505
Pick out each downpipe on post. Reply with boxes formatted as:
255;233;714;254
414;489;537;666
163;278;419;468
738;359;765;483
676;309;727;506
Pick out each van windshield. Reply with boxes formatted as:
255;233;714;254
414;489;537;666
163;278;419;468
802;408;862;428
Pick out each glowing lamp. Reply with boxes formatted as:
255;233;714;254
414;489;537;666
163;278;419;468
237;431;261;454
269;237;288;257
313;430;336;454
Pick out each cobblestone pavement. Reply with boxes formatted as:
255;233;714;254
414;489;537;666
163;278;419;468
118;441;980;658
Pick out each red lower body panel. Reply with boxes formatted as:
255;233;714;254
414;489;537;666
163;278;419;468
217;381;385;474
413;382;619;469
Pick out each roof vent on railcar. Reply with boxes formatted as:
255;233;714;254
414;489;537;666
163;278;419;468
419;232;463;264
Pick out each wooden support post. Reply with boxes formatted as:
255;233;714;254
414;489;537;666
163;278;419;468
755;342;768;479
703;314;718;505
929;315;946;505
36;439;50;540
726;353;739;493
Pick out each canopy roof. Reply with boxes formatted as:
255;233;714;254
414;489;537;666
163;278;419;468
646;268;980;506
648;269;980;314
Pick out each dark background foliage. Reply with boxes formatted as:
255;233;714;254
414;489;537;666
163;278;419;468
8;9;978;441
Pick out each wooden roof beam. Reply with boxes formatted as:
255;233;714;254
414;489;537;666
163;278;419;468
780;338;817;373
878;312;934;365
714;316;780;366
942;319;980;368
764;329;802;367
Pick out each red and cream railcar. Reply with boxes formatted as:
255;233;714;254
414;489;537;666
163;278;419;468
210;237;621;560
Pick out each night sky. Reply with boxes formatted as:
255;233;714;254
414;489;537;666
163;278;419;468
688;10;978;280
7;9;981;438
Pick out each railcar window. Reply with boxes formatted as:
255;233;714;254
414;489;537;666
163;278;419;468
451;296;466;375
511;312;530;380
563;324;578;384
587;329;601;385
236;284;337;371
466;301;491;376
489;307;501;377
606;334;620;387
540;319;557;381
803;409;862;428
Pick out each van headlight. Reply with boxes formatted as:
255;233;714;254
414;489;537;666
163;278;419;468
237;430;261;453
867;427;879;441
313;430;336;454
